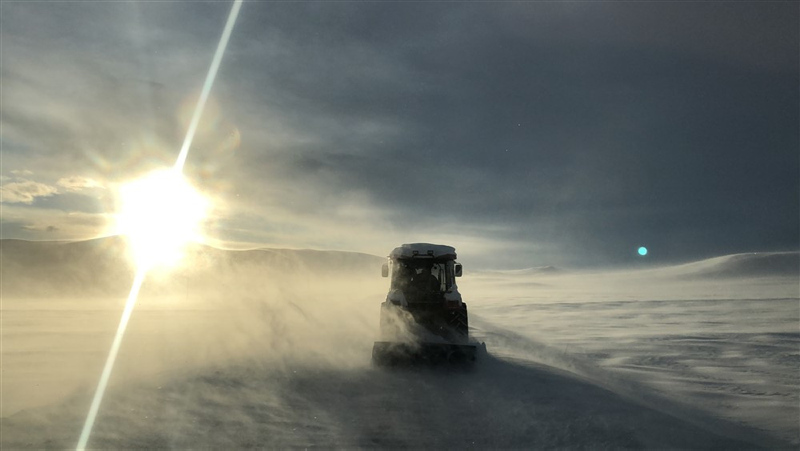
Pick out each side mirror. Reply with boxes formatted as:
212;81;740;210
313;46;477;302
454;263;463;277
381;263;389;277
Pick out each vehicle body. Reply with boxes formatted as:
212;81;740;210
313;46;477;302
372;243;478;365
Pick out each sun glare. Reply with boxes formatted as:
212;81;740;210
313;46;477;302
115;168;209;270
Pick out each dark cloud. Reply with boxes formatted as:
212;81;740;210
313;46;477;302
1;2;797;268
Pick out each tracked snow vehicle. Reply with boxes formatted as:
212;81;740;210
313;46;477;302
372;243;478;365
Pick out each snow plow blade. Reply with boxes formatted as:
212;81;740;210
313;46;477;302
372;341;477;366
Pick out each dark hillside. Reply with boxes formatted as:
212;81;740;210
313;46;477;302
0;237;383;297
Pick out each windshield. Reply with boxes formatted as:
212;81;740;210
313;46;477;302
390;259;447;293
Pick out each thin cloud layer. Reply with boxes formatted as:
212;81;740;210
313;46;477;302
0;179;58;204
56;176;104;192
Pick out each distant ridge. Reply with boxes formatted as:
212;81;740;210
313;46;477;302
215;247;384;274
665;251;799;279
468;252;798;280
0;237;384;297
478;266;565;276
1;237;134;296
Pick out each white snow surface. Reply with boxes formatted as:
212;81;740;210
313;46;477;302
389;243;457;260
1;242;798;449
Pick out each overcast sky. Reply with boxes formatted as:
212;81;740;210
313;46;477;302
1;1;797;269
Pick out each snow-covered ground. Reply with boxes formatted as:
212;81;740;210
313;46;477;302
1;246;797;448
463;254;799;446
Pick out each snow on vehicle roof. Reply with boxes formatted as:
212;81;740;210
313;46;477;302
389;243;457;260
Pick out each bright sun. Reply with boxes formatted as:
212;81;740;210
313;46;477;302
115;168;209;270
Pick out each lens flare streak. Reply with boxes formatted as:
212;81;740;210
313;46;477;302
174;0;243;172
77;1;243;449
76;269;146;450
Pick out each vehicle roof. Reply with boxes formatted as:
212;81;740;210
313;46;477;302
389;243;457;260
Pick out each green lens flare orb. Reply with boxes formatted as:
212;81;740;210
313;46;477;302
638;246;648;256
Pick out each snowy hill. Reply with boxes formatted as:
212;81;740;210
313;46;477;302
474;265;565;277
661;251;799;279
0;237;384;297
